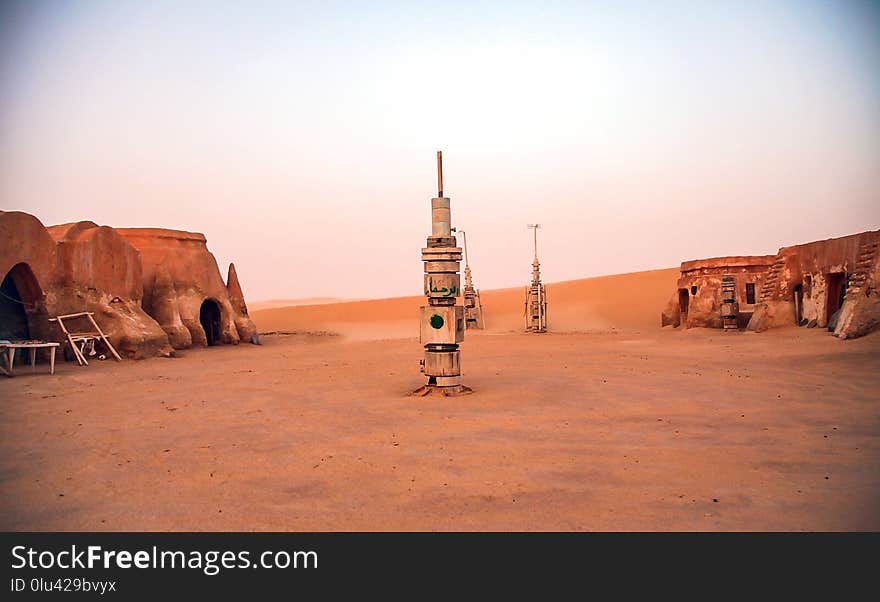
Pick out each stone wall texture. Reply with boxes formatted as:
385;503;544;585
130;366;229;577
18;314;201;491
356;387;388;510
663;256;775;329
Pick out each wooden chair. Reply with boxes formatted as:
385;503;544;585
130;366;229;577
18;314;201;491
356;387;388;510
48;312;122;366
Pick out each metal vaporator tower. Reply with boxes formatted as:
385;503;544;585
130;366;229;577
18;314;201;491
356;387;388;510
413;151;471;396
524;223;547;332
456;229;485;329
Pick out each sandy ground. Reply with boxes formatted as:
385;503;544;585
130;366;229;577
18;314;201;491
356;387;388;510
1;268;878;531
1;326;878;531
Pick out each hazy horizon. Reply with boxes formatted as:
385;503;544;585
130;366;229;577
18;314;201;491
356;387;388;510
2;0;879;301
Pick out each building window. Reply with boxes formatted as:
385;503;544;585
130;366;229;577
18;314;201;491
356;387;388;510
690;286;697;296
745;283;756;304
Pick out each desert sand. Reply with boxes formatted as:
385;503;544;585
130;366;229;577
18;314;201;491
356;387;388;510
248;297;360;311
254;267;680;338
1;267;878;531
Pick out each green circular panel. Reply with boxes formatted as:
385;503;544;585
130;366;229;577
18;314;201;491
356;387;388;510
430;314;445;329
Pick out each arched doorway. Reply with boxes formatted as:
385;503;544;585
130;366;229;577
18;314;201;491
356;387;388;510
678;288;689;327
1;271;29;341
199;299;222;346
0;263;43;342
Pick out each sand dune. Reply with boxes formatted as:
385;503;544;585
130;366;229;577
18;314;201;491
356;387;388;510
248;297;358;311
251;267;679;338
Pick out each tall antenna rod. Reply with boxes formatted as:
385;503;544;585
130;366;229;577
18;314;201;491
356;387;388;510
436;150;443;197
460;230;469;267
527;223;541;260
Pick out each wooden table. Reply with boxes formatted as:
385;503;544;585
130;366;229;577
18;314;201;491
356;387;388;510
0;342;61;377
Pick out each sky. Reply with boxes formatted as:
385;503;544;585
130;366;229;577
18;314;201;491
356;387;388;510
1;0;879;301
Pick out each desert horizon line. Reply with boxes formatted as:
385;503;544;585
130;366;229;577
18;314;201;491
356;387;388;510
248;265;680;306
6;206;878;303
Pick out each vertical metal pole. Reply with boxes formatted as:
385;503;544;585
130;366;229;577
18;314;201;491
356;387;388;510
534;225;538;260
437;151;443;198
461;230;469;268
538;282;543;331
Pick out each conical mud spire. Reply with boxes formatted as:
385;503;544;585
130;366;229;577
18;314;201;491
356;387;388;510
227;262;259;344
227;262;248;314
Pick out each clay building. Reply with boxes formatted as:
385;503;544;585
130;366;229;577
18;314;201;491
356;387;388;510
116;228;256;349
0;210;257;360
662;255;776;329
662;230;880;340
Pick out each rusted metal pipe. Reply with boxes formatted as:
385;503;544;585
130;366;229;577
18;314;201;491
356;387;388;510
437;150;443;198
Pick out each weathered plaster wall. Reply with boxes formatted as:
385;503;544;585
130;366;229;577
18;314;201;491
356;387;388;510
0;210;257;359
0;211;56;343
834;241;879;339
666;230;880;340
1;212;172;358
117;228;256;348
748;231;880;336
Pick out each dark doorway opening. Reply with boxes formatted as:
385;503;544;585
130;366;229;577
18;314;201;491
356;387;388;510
1;262;43;338
199;299;222;346
825;273;847;324
793;284;804;325
1;263;45;364
0;269;30;341
678;289;689;327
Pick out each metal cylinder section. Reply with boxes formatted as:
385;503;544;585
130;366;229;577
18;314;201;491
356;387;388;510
431;197;451;237
420;237;464;386
425;348;460;380
425;349;460;386
422;240;461;305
